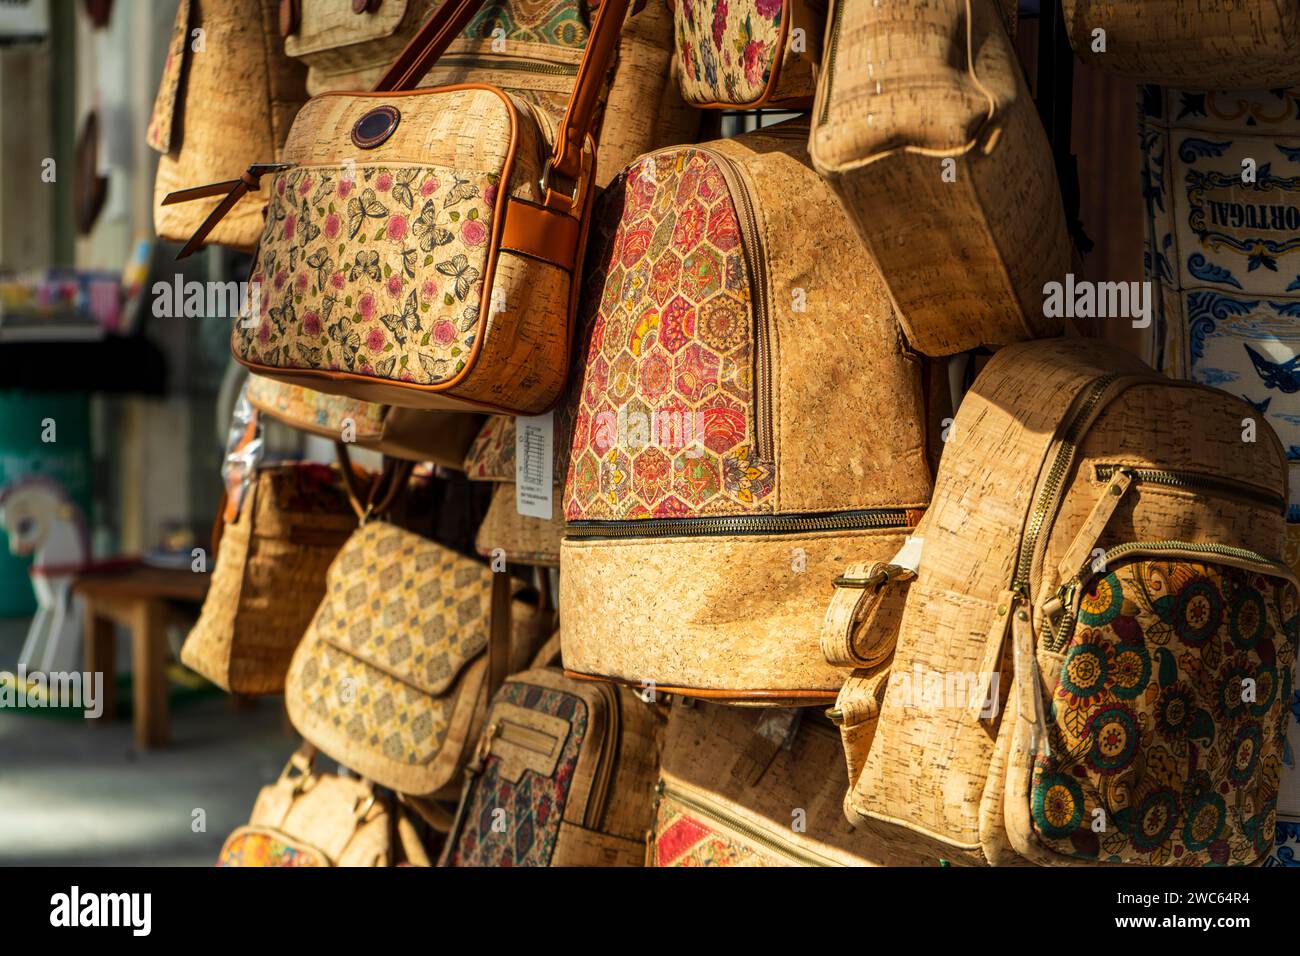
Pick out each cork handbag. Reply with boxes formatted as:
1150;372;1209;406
809;0;1070;357
217;744;432;866
281;0;441;95
463;415;563;566
1062;1;1300;90
672;0;825;109
1141;86;1300;466
147;0;308;251
165;0;627;417
246;374;483;468
181;463;357;695
284;516;553;801
440;637;666;866
559;120;936;704
827;337;1298;866
649;701;942;866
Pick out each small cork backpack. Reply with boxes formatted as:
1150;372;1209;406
823;337;1298;866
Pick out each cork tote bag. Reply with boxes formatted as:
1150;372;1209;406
282;0;441;95
181;464;356;695
246;374;483;468
441;661;666;866
463;415;563;566
809;0;1069;357
559;121;935;704
829;337;1297;866
218;745;432;866
1062;1;1300;90
148;0;308;251
285;520;551;799
673;0;825;109
649;701;944;866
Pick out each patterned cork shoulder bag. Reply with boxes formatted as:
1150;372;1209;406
823;337;1298;866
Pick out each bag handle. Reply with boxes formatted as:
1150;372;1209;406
334;442;415;523
487;568;513;702
375;0;632;205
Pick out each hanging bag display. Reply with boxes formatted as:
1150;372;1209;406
148;0;308;251
463;416;563;567
826;337;1297;867
440;636;665;866
165;0;629;416
809;0;1070;356
1061;1;1300;90
280;0;442;95
559;121;937;704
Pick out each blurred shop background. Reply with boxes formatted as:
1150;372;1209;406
0;0;1146;864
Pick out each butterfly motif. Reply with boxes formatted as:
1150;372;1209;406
455;301;479;333
417;352;456;380
349;250;382;282
328;316;362;369
298;344;324;365
377;290;421;346
400;248;419;279
298;200;322;244
320;295;337;326
1245;344;1300;394
412;199;454;253
310;173;334;206
436;254;480;301
268;300;295;336
391;169;420;210
347;188;388;240
443;176;480;208
287;246;299;273
373;355;397;378
306;249;335;292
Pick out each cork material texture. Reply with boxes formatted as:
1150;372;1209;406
1062;1;1300;89
150;0;308;251
476;482;563;567
286;0;440;95
809;0;1069;356
564;123;932;522
674;0;824;108
442;667;665;866
181;465;357;695
284;522;547;795
651;702;939;865
561;526;914;699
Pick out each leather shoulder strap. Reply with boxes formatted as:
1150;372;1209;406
372;0;487;92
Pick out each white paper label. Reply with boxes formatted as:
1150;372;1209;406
515;412;554;519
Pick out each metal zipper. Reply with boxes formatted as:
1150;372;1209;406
584;683;621;832
651;779;841;866
432;54;579;76
816;0;845;127
1045;540;1294;653
565;507;914;540
1092;464;1285;514
491;720;560;756
689;145;774;462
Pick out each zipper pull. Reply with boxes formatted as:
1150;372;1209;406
1055;467;1133;586
966;588;1018;725
1010;597;1052;758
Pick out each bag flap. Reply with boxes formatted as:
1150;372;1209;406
145;0;191;153
463;415;516;479
315;522;496;696
246;375;387;441
285;0;412;58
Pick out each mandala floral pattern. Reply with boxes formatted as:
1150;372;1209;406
564;149;775;520
237;164;499;387
676;0;784;105
652;794;777;866
446;682;587;867
217;831;324;867
1032;560;1300;865
462;0;591;47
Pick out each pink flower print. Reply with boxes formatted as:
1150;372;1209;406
755;0;780;18
432;319;456;345
325;212;341;239
421;176;439;197
358;293;376;320
294;272;308;293
387;275;403;298
376;172;393;192
461;218;487;246
483;183;498;207
298;176;312;197
284;214;296;240
387;214;408;241
331;271;346;291
277;178;287;196
359;362;373;375
422;279;437;300
711;0;728;48
273;269;288;291
400;370;415;383
303;310;321;335
742;39;767;86
337;179;354;199
366;328;385;352
257;320;271;345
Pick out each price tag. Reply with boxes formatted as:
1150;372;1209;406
515;412;554;519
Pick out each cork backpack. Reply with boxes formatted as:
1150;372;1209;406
823;337;1298;866
559;119;945;704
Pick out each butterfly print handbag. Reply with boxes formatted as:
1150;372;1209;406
164;0;628;417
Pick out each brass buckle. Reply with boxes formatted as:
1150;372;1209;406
538;165;581;206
